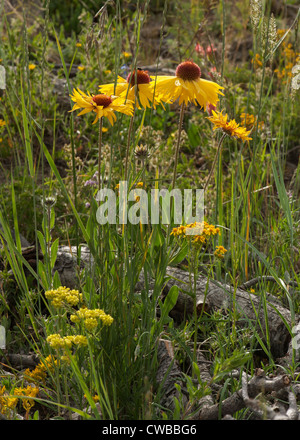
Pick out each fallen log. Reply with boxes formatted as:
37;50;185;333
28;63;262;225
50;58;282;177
157;267;292;359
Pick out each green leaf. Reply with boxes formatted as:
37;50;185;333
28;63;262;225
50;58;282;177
50;238;59;268
159;285;179;324
169;242;188;266
37;230;46;255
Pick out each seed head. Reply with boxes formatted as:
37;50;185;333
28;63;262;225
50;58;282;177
250;0;262;33
134;144;150;160
126;69;150;86
175;61;201;81
92;94;113;108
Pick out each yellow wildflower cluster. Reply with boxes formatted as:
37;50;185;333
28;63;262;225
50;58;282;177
171;221;220;246
24;355;57;384
214;245;228;259
70;307;114;331
47;333;88;349
0;386;18;416
0;384;39;416
13;385;39;413
84;393;100;402
240;113;264;131
252;53;263;69
45;286;83;308
0;119;6;128
274;30;300;83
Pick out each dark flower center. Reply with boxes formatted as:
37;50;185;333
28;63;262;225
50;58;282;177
126;69;150;86
92;94;112;108
175;61;201;81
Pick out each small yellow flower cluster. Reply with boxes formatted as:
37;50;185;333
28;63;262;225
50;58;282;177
252;53;263;69
274;30;300;83
240;113;264;131
45;286;83;308
214;245;228;259
0;119;6;128
84;393;100;402
0;386;18;416
171;221;220;246
70;307;114;331
24;355;57;384
47;333;88;349
14;385;39;412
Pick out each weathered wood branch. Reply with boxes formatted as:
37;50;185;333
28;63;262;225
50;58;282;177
198;369;291;420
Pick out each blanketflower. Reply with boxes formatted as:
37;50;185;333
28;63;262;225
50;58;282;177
98;69;164;109
151;60;224;107
69;89;134;124
207;110;252;141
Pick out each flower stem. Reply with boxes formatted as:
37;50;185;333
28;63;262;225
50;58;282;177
98;117;103;190
203;132;226;193
172;102;185;190
167;102;185;244
124;113;135;180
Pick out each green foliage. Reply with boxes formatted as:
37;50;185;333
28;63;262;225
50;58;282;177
0;0;300;421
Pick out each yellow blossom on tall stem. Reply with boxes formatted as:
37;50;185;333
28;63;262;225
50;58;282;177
204;110;252;191
207;110;252;142
69;89;134;189
99;68;164;179
152;60;224;194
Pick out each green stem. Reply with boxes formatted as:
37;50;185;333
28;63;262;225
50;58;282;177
124;113;135;180
98;117;103;190
204;132;226;193
172;102;185;190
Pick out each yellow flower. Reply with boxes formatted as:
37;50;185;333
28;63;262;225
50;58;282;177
122;51;132;58
240;112;264;131
76;42;82;47
0;386;18;416
24;355;57;384
0;119;6;127
207;110;252;141
151;60;224;107
69;89;134;125
28;63;36;70
47;333;88;349
252;53;262;69
98;69;164;109
171;221;220;246
14;385;39;412
214;245;227;259
71;307;114;329
77;65;85;72
45;286;83;308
